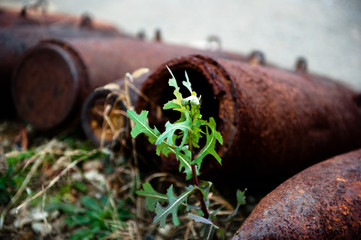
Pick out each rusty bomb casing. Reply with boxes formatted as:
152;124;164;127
0;7;125;118
232;148;361;239
135;55;361;182
81;72;150;146
81;51;268;147
12;38;248;130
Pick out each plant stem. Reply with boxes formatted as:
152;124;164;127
191;164;209;219
189;109;209;219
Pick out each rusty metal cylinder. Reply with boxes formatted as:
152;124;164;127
12;38;247;130
1;25;121;78
0;8;124;118
135;55;361;181
0;8;31;27
1;8;124;72
0;7;121;31
81;72;150;146
232;148;361;239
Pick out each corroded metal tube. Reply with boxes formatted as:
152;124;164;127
0;7;121;31
135;55;361;181
81;52;262;147
1;25;120;81
0;8;123;118
232;148;361;239
81;72;150;146
81;54;268;147
13;38;247;130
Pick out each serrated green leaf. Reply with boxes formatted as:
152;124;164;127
182;71;193;94
174;147;193;180
155;141;173;157
192;117;223;169
188;213;214;226
154;185;195;228
163;101;182;110
128;110;193;179
189;115;204;148
167;66;183;104
237;188;247;205
155;111;193;147
136;182;167;211
227;189;247;221
155;137;192;180
127;110;160;144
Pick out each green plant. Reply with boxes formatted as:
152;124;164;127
0;167;15;204
6;150;35;168
0;150;35;205
46;196;133;240
128;67;245;239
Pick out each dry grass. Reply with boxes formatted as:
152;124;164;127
0;71;247;239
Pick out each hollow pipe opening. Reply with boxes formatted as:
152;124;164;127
142;67;220;134
354;94;361;108
81;88;127;147
164;68;219;126
136;56;237;172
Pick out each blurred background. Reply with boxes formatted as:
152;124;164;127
1;0;360;90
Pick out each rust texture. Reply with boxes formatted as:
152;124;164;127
0;7;120;32
135;55;361;181
81;72;150;146
13;37;248;130
0;8;30;27
0;7;123;118
232;149;361;239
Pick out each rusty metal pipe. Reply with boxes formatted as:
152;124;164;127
81;52;258;147
232;148;361;239
13;38;248;130
1;25;121;79
0;7;121;32
0;8;125;118
0;8;33;27
0;26;120;118
81;72;150;146
80;51;266;147
135;55;361;181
